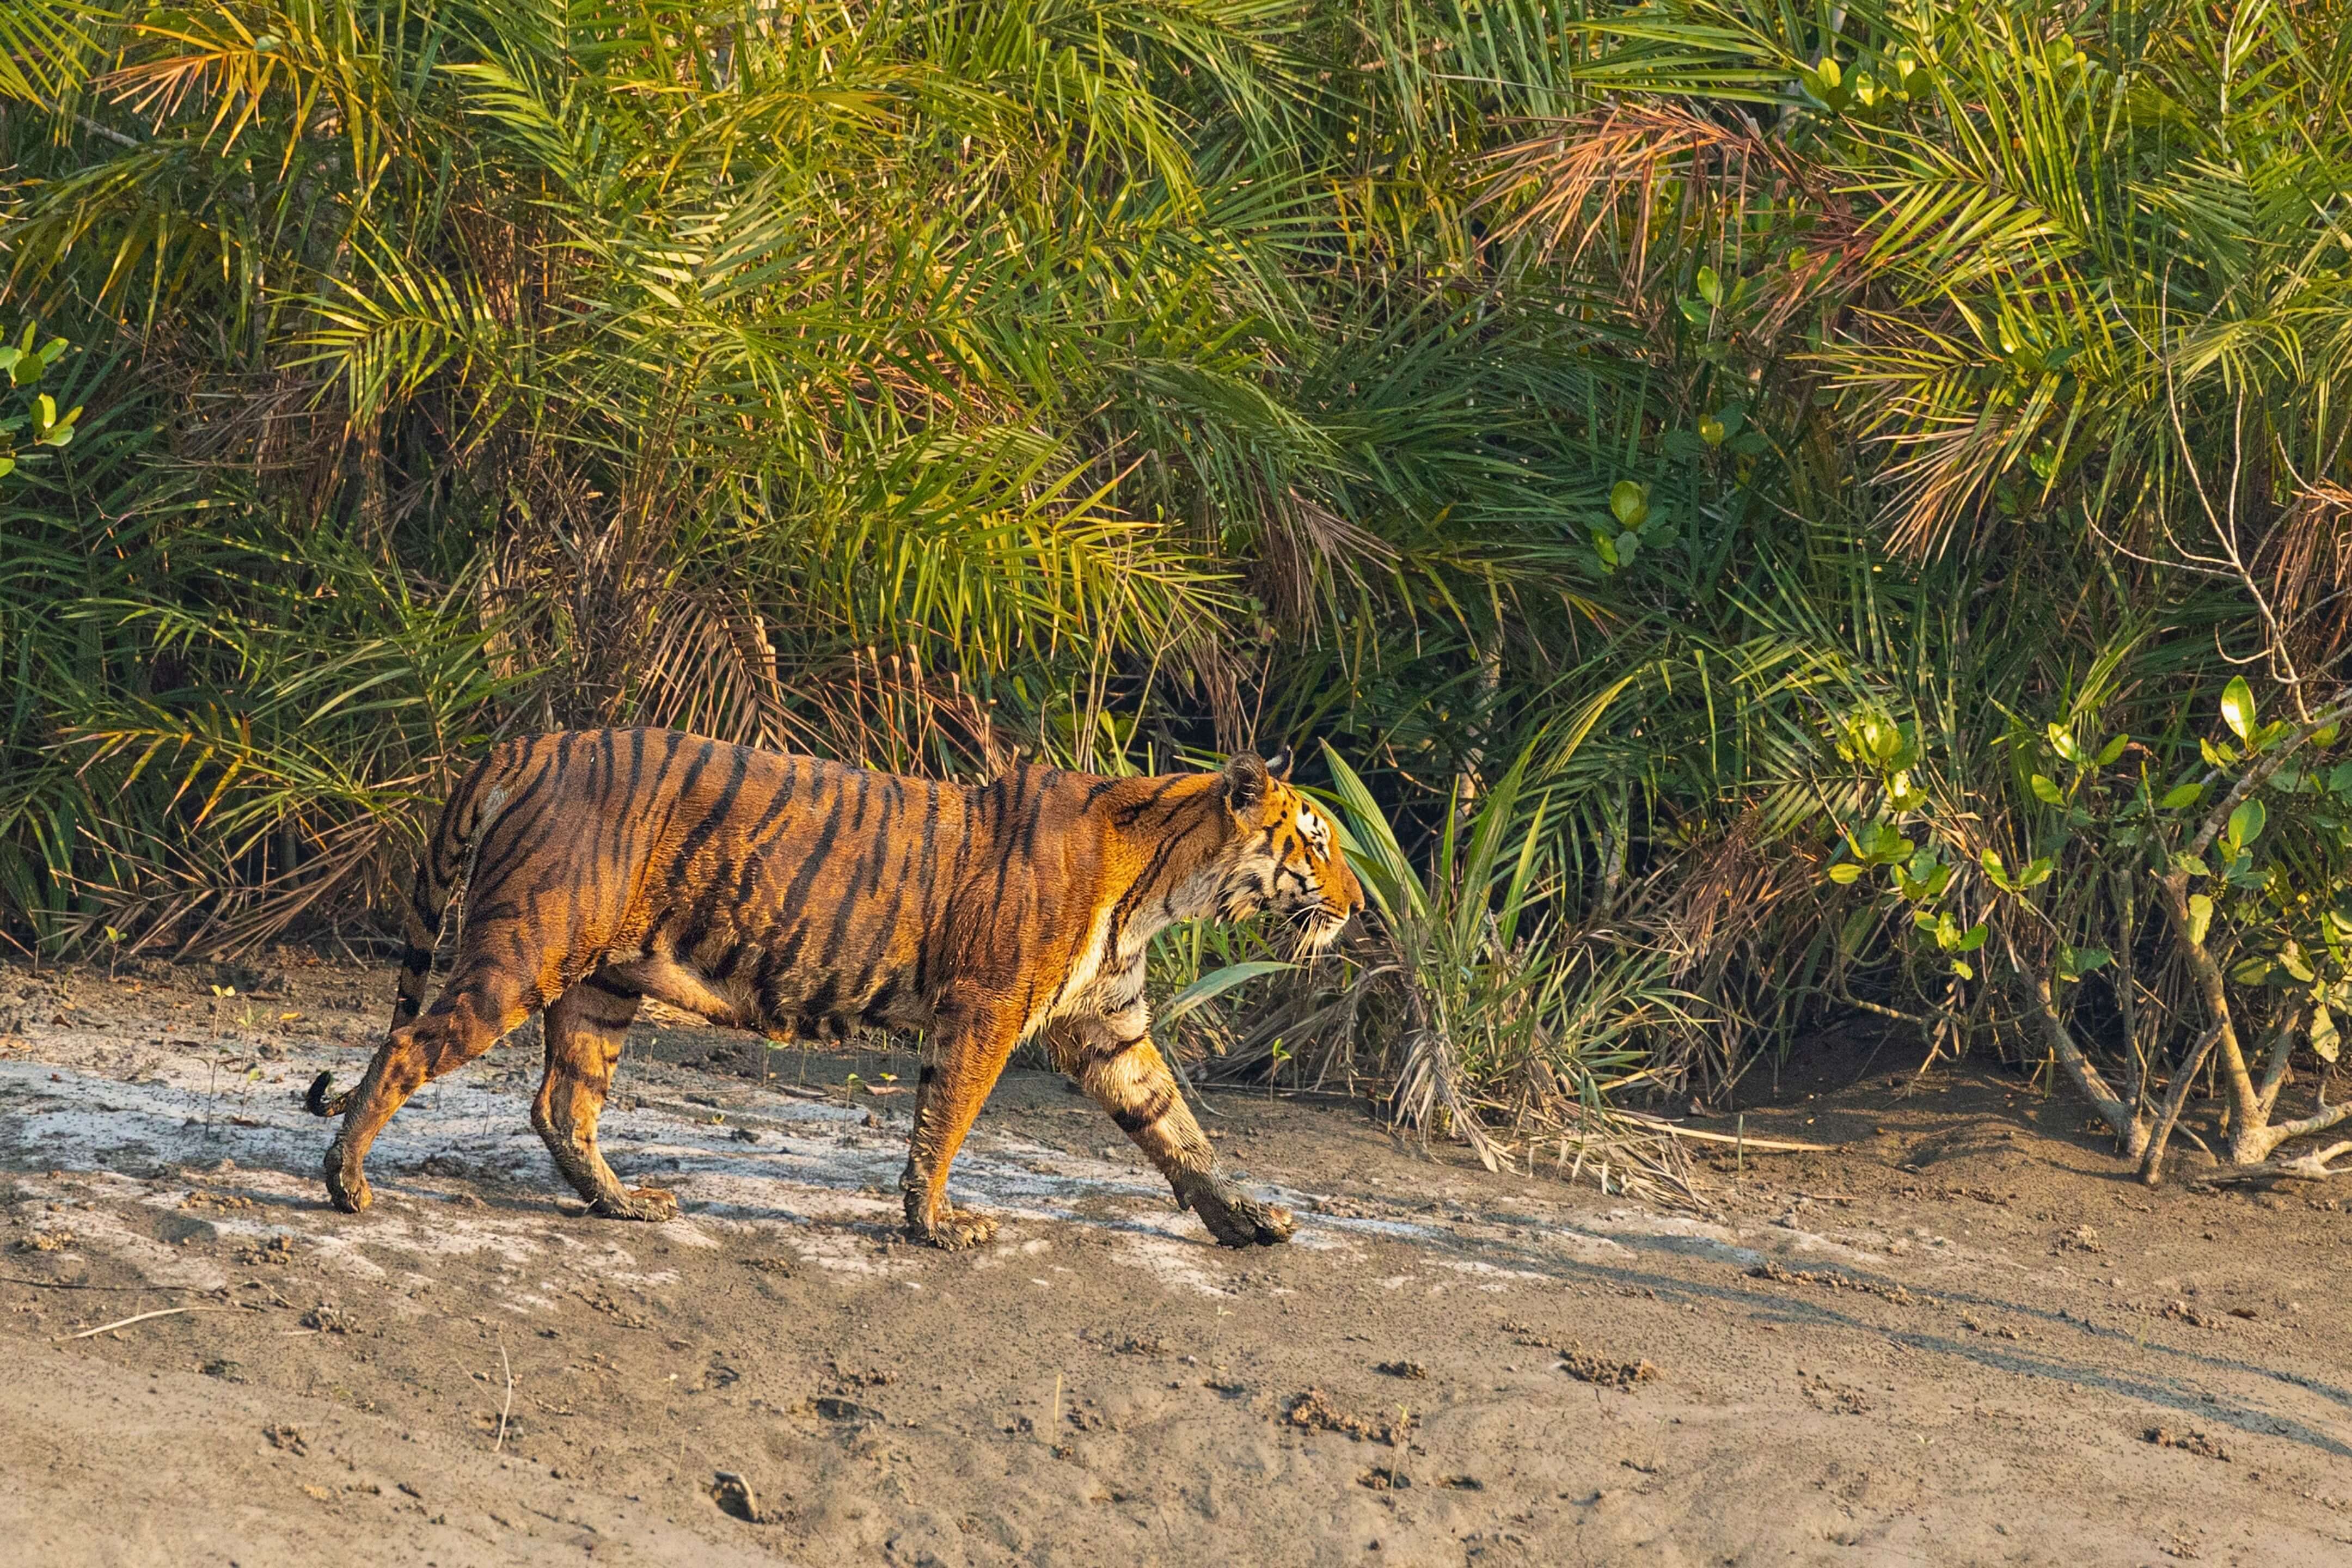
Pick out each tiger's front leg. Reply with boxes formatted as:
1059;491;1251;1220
1052;1007;1295;1248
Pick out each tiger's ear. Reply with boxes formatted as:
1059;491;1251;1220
1221;752;1270;816
1264;744;1294;782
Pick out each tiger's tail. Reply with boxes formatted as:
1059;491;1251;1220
307;752;513;1119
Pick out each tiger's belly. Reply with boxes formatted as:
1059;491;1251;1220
606;944;932;1042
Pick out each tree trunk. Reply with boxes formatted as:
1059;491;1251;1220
2013;946;2151;1160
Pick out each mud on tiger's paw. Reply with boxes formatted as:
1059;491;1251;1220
906;1202;1000;1251
588;1185;679;1222
1181;1176;1295;1248
323;1144;373;1215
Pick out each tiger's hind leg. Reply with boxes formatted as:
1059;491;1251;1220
1052;1008;1294;1248
533;975;673;1221
324;954;541;1214
900;1004;1024;1249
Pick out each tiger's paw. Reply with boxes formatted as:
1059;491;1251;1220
1183;1177;1295;1248
589;1186;679;1222
908;1204;1000;1251
323;1145;372;1215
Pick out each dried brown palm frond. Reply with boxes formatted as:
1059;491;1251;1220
1645;810;1832;1099
1479;102;1822;292
2257;482;2352;678
1523;1101;1706;1210
1668;808;1778;958
1167;619;1249;753
1754;198;1872;341
794;645;1010;779
1483;103;1750;280
630;588;817;757
1257;487;1400;631
1822;305;2063;561
58;808;398;960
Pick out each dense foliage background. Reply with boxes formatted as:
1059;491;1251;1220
8;0;2352;1175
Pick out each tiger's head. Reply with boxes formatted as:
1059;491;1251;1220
1210;746;1364;951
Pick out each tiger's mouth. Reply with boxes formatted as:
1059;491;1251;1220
1291;902;1354;953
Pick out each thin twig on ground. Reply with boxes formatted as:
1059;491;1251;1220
56;1305;223;1340
1617;1112;1836;1153
494;1336;515;1452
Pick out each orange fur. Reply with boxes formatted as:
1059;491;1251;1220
309;730;1362;1247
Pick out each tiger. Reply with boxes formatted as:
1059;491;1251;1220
305;728;1363;1249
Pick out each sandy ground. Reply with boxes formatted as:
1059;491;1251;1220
2;955;2349;1567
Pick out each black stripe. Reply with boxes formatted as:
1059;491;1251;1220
749;940;793;1024
709;937;750;982
859;971;903;1021
918;781;941;883
618;730;679;868
677;743;748;865
1018;769;1059;859
569;732;617;911
589;730;640;893
720;766;803;925
409;873;440;939
464;755;569;892
451;746;550;887
639;733;715;859
737;756;804;856
847;844;916;1010
640;728;687;810
434;752;504;883
1106;815;1211;952
920;788;980;1002
1114;775;1187;826
795;975;841;1039
987;769;1034;912
777;781;846;917
673;822;749;959
859;776;899;893
575;730;639;894
583;971;642;1001
811;784;885;975
1112;1086;1175;1135
467;800;561;900
1090;1032;1148;1062
911;782;944;996
819;873;867;970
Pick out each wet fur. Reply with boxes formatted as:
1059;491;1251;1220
307;729;1362;1247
